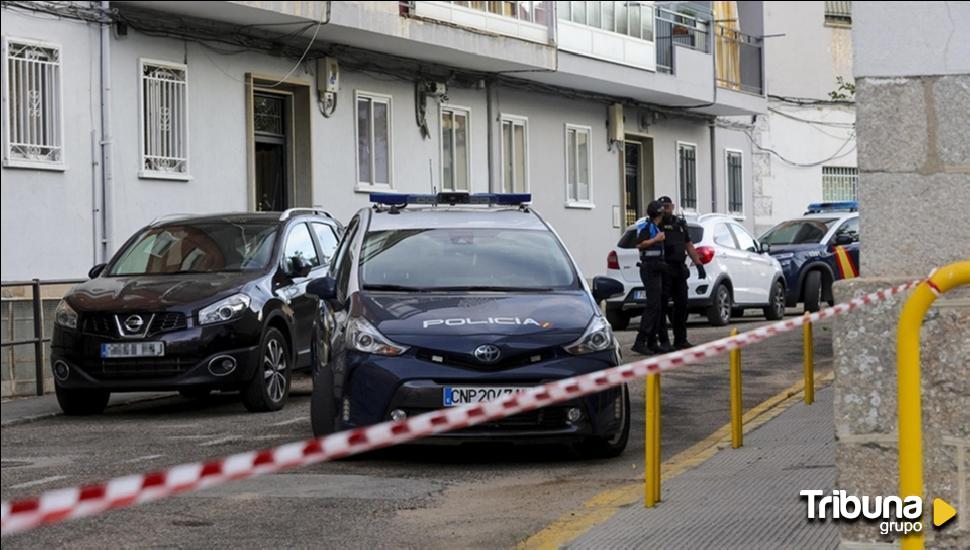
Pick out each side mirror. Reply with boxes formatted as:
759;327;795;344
834;234;854;246
307;276;338;301
88;264;107;279
289;256;312;278
759;241;771;254
591;276;625;303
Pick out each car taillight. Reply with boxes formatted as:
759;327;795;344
696;246;715;265
607;250;620;270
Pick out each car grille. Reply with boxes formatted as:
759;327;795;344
413;348;560;371
82;312;187;337
84;357;197;379
402;407;568;432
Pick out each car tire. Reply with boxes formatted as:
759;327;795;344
241;327;291;413
55;385;110;415
574;385;630;459
706;284;732;326
178;387;212;400
764;280;786;320
606;308;631;331
803;271;822;313
310;358;337;438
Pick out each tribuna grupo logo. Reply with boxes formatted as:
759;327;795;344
801;490;923;536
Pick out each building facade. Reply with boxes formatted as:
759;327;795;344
750;0;856;236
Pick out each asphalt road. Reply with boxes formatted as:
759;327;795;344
1;311;832;549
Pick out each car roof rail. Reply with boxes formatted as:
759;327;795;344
149;213;192;226
279;207;334;221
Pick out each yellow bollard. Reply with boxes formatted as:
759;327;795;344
729;328;743;448
803;313;815;405
897;261;970;550
644;373;660;507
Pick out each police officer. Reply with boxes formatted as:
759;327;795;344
656;196;707;350
632;201;668;356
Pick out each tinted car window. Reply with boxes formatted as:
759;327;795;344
617;226;639;249
109;223;277;275
713;224;737;248
688;225;703;243
729;224;758;252
311;223;340;265
761;218;839;245
282;223;320;272
360;229;577;290
834;218;859;242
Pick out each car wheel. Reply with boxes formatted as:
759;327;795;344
606;308;631;331
55;385;110;415
764;280;786;320
178;387;212;400
803;271;822;313
241;327;291;412
574;385;630;459
310;347;338;437
706;284;732;326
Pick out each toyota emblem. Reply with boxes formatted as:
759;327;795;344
123;314;145;333
473;344;501;364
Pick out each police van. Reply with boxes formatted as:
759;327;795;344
306;192;631;458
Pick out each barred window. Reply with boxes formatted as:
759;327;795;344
726;150;743;214
824;1;851;26
822;166;858;201
140;60;189;179
3;38;64;169
678;143;697;210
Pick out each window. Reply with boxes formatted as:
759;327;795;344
3;38;64;169
713;223;736;248
822;166;858;201
558;1;654;41
726;150;743;214
729;224;757;253
140;60;189;179
501;115;528;193
440;106;470;191
678;143;697;210
282;223;320;273
311;223;340;265
834;217;859;243
565;124;592;205
447;1;548;24
824;1;852;26
356;92;392;188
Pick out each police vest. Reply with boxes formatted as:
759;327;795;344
661;216;690;262
636;220;665;260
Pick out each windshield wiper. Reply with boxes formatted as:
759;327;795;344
362;284;428;292
429;285;556;292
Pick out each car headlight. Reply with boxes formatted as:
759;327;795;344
198;293;252;325
54;300;78;329
345;317;408;356
565;316;614;355
773;252;794;260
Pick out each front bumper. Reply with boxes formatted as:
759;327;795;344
51;320;262;391
338;350;624;442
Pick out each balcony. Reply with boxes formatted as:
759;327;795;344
410;1;553;44
713;24;763;95
556;1;658;71
654;6;710;73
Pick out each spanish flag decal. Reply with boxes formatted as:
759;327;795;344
834;246;858;279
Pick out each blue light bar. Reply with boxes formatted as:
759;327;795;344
805;200;858;213
369;192;532;206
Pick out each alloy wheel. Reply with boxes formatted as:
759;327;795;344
263;338;287;403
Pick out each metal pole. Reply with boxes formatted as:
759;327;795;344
803;312;814;405
645;373;659;507
31;279;44;396
730;328;742;448
653;374;661;503
897;261;970;550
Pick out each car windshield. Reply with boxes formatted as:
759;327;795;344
109;222;278;275
760;218;839;245
359;228;578;291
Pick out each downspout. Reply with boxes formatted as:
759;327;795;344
710;120;717;213
486;80;496;192
99;0;114;261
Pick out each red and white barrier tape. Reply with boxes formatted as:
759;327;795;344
1;277;924;536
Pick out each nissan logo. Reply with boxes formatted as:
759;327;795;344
473;344;501;364
123;314;145;333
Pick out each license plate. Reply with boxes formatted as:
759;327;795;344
443;386;530;407
633;290;646;301
101;342;165;358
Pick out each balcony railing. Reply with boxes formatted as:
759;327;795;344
714;24;763;95
654;6;710;74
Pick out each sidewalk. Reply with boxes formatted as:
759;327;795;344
571;387;837;549
1;391;170;426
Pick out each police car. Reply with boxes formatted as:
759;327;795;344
306;192;631;458
759;201;860;312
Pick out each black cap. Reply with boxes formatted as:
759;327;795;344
657;196;674;205
647;200;664;218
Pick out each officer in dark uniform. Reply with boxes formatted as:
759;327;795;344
631;201;668;356
656;196;707;350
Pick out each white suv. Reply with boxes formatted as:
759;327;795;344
603;214;787;328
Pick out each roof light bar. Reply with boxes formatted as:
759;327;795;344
369;192;532;206
805;200;858;214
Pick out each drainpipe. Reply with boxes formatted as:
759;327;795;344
710;120;717;213
99;0;114;261
486;81;498;192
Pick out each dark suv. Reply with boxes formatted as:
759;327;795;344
51;209;342;414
